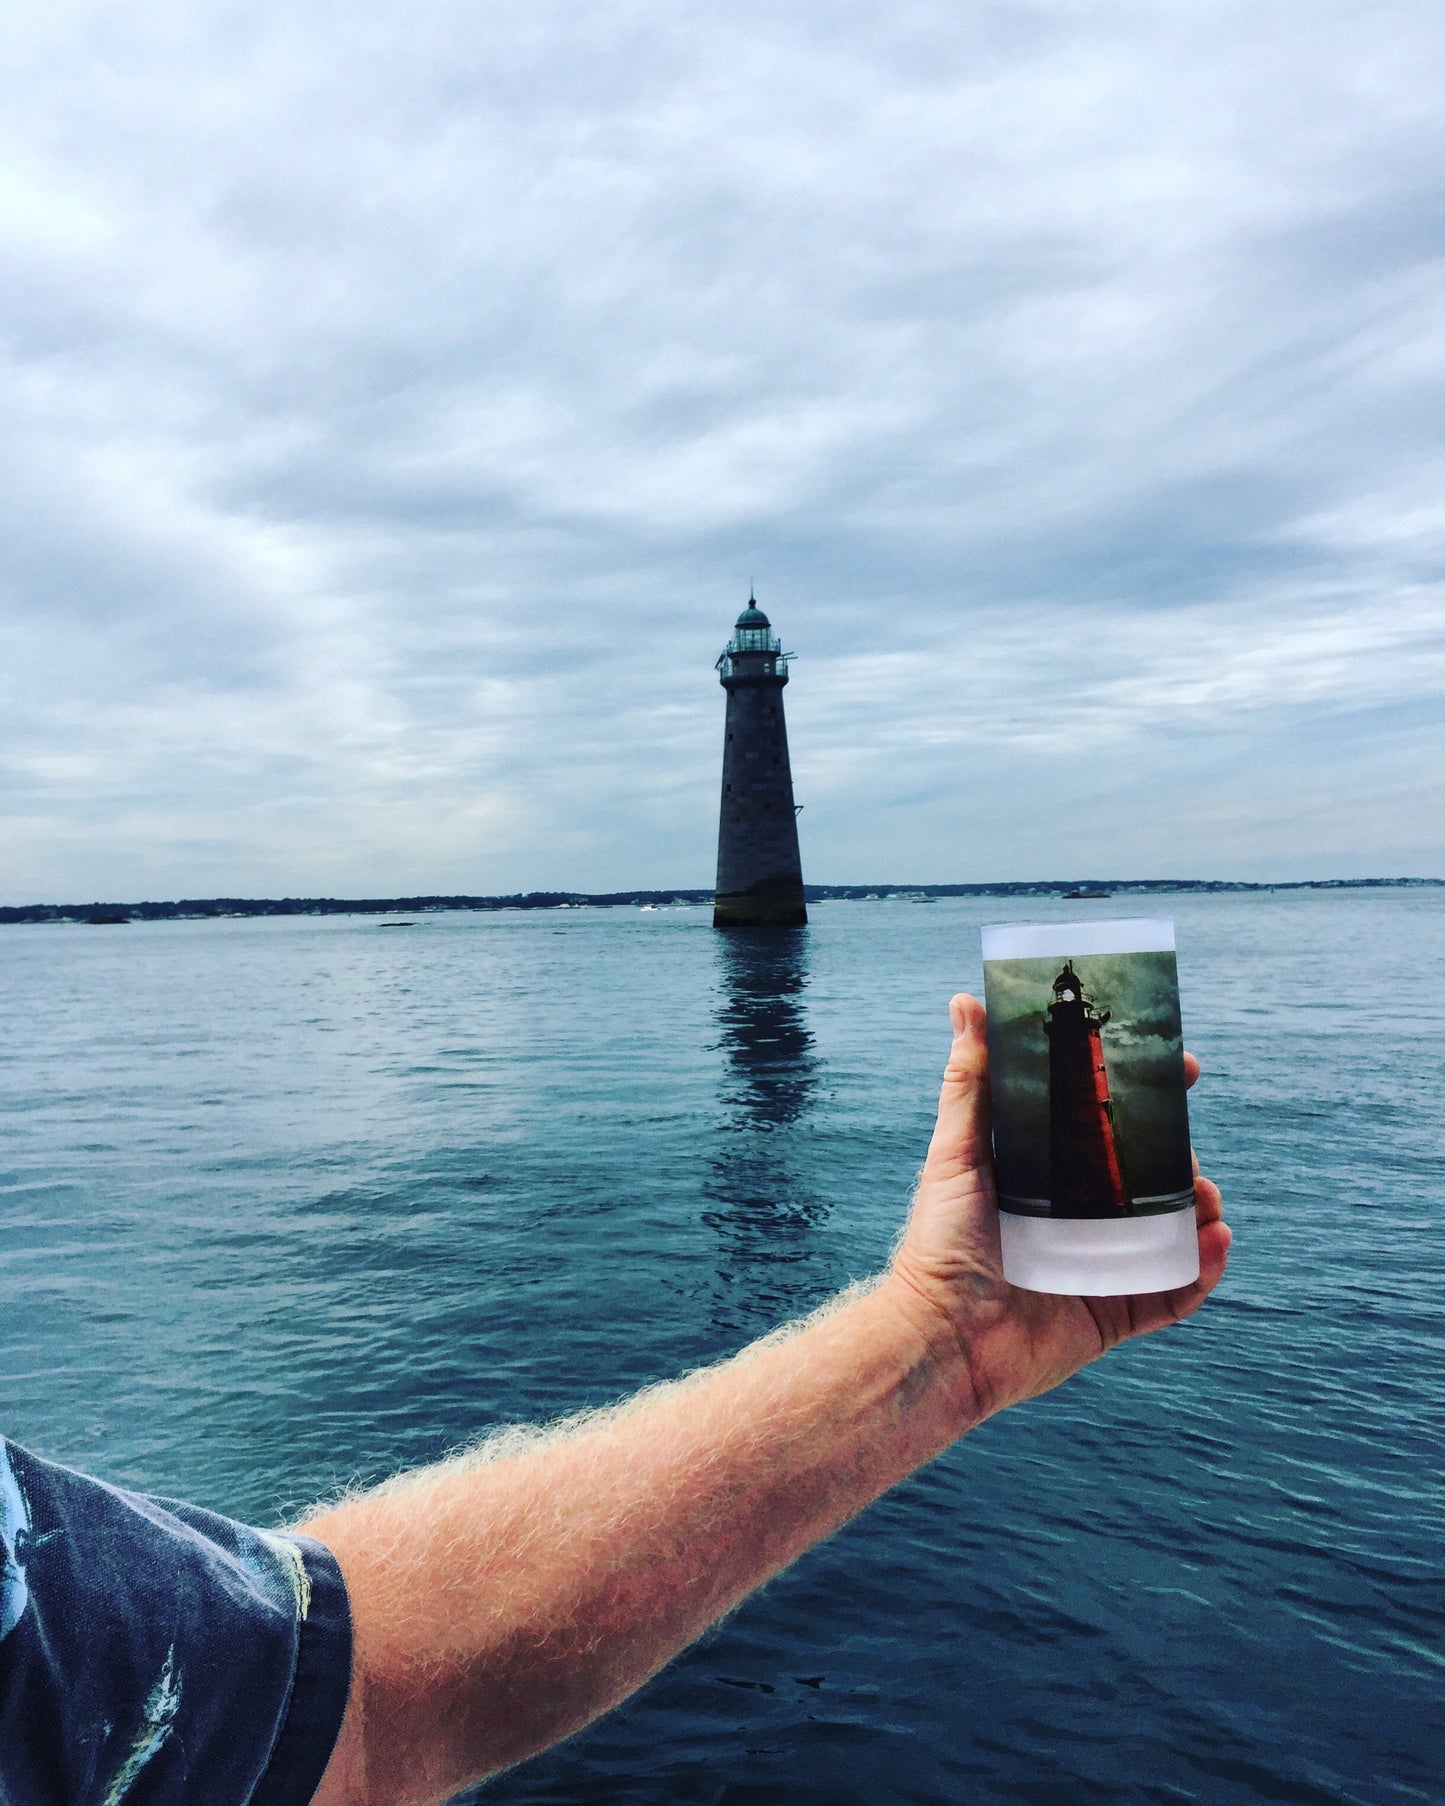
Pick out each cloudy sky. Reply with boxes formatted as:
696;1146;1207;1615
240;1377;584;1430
3;1;1443;902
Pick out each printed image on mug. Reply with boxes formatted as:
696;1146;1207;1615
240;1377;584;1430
985;949;1192;1216
981;918;1198;1294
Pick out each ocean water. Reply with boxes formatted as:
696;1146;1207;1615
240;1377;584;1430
1;891;1441;1805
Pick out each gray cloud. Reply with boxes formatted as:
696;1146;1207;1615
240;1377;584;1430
2;1;1443;899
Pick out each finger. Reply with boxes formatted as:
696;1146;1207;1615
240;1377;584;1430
1184;1051;1200;1089
949;991;981;1041
1183;1216;1232;1310
924;993;992;1177
1194;1175;1222;1226
1198;1215;1231;1288
1119;1214;1231;1338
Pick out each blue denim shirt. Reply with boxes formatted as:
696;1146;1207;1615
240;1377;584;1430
0;1438;351;1805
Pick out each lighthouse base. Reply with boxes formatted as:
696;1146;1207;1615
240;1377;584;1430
999;1206;1198;1296
713;890;807;928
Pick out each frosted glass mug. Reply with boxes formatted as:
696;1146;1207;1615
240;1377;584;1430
980;917;1198;1295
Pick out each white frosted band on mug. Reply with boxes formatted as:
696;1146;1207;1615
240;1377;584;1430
981;917;1176;961
998;1205;1199;1296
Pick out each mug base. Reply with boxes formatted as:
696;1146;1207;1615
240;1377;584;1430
999;1206;1199;1296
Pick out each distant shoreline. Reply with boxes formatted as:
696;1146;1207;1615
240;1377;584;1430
2;877;1440;925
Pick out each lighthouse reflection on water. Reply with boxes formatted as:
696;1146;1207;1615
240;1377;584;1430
703;928;828;1336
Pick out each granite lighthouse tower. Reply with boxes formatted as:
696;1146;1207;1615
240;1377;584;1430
713;595;806;927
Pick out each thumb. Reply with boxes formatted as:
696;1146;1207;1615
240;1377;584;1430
924;993;993;1180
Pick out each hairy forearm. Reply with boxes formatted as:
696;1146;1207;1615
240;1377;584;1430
301;1275;978;1806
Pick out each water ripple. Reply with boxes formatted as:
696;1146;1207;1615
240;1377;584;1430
1;893;1442;1803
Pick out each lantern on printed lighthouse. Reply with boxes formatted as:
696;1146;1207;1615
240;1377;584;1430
1043;961;1130;1215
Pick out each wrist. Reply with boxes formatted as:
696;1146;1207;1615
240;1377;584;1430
871;1272;986;1450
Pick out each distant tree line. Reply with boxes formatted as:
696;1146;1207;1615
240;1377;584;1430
1;877;1438;926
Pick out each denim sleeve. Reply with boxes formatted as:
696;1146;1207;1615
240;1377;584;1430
0;1436;352;1806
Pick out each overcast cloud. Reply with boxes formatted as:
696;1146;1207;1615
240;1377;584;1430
2;1;1443;901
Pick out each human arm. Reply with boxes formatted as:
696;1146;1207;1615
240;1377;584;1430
302;993;1230;1806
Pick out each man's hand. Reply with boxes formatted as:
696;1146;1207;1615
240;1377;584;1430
887;992;1231;1424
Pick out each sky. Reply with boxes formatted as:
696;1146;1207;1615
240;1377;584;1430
2;1;1443;902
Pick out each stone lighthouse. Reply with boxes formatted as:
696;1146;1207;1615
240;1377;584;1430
713;594;806;927
1043;961;1130;1214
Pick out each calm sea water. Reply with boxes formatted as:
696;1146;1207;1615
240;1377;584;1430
1;892;1441;1805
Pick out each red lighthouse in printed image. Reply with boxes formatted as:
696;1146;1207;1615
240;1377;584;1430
1044;961;1130;1215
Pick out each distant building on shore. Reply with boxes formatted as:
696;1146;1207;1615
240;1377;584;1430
713;594;806;928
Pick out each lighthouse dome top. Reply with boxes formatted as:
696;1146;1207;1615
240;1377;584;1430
718;593;787;679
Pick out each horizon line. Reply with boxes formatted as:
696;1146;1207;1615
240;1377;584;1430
3;875;1441;922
